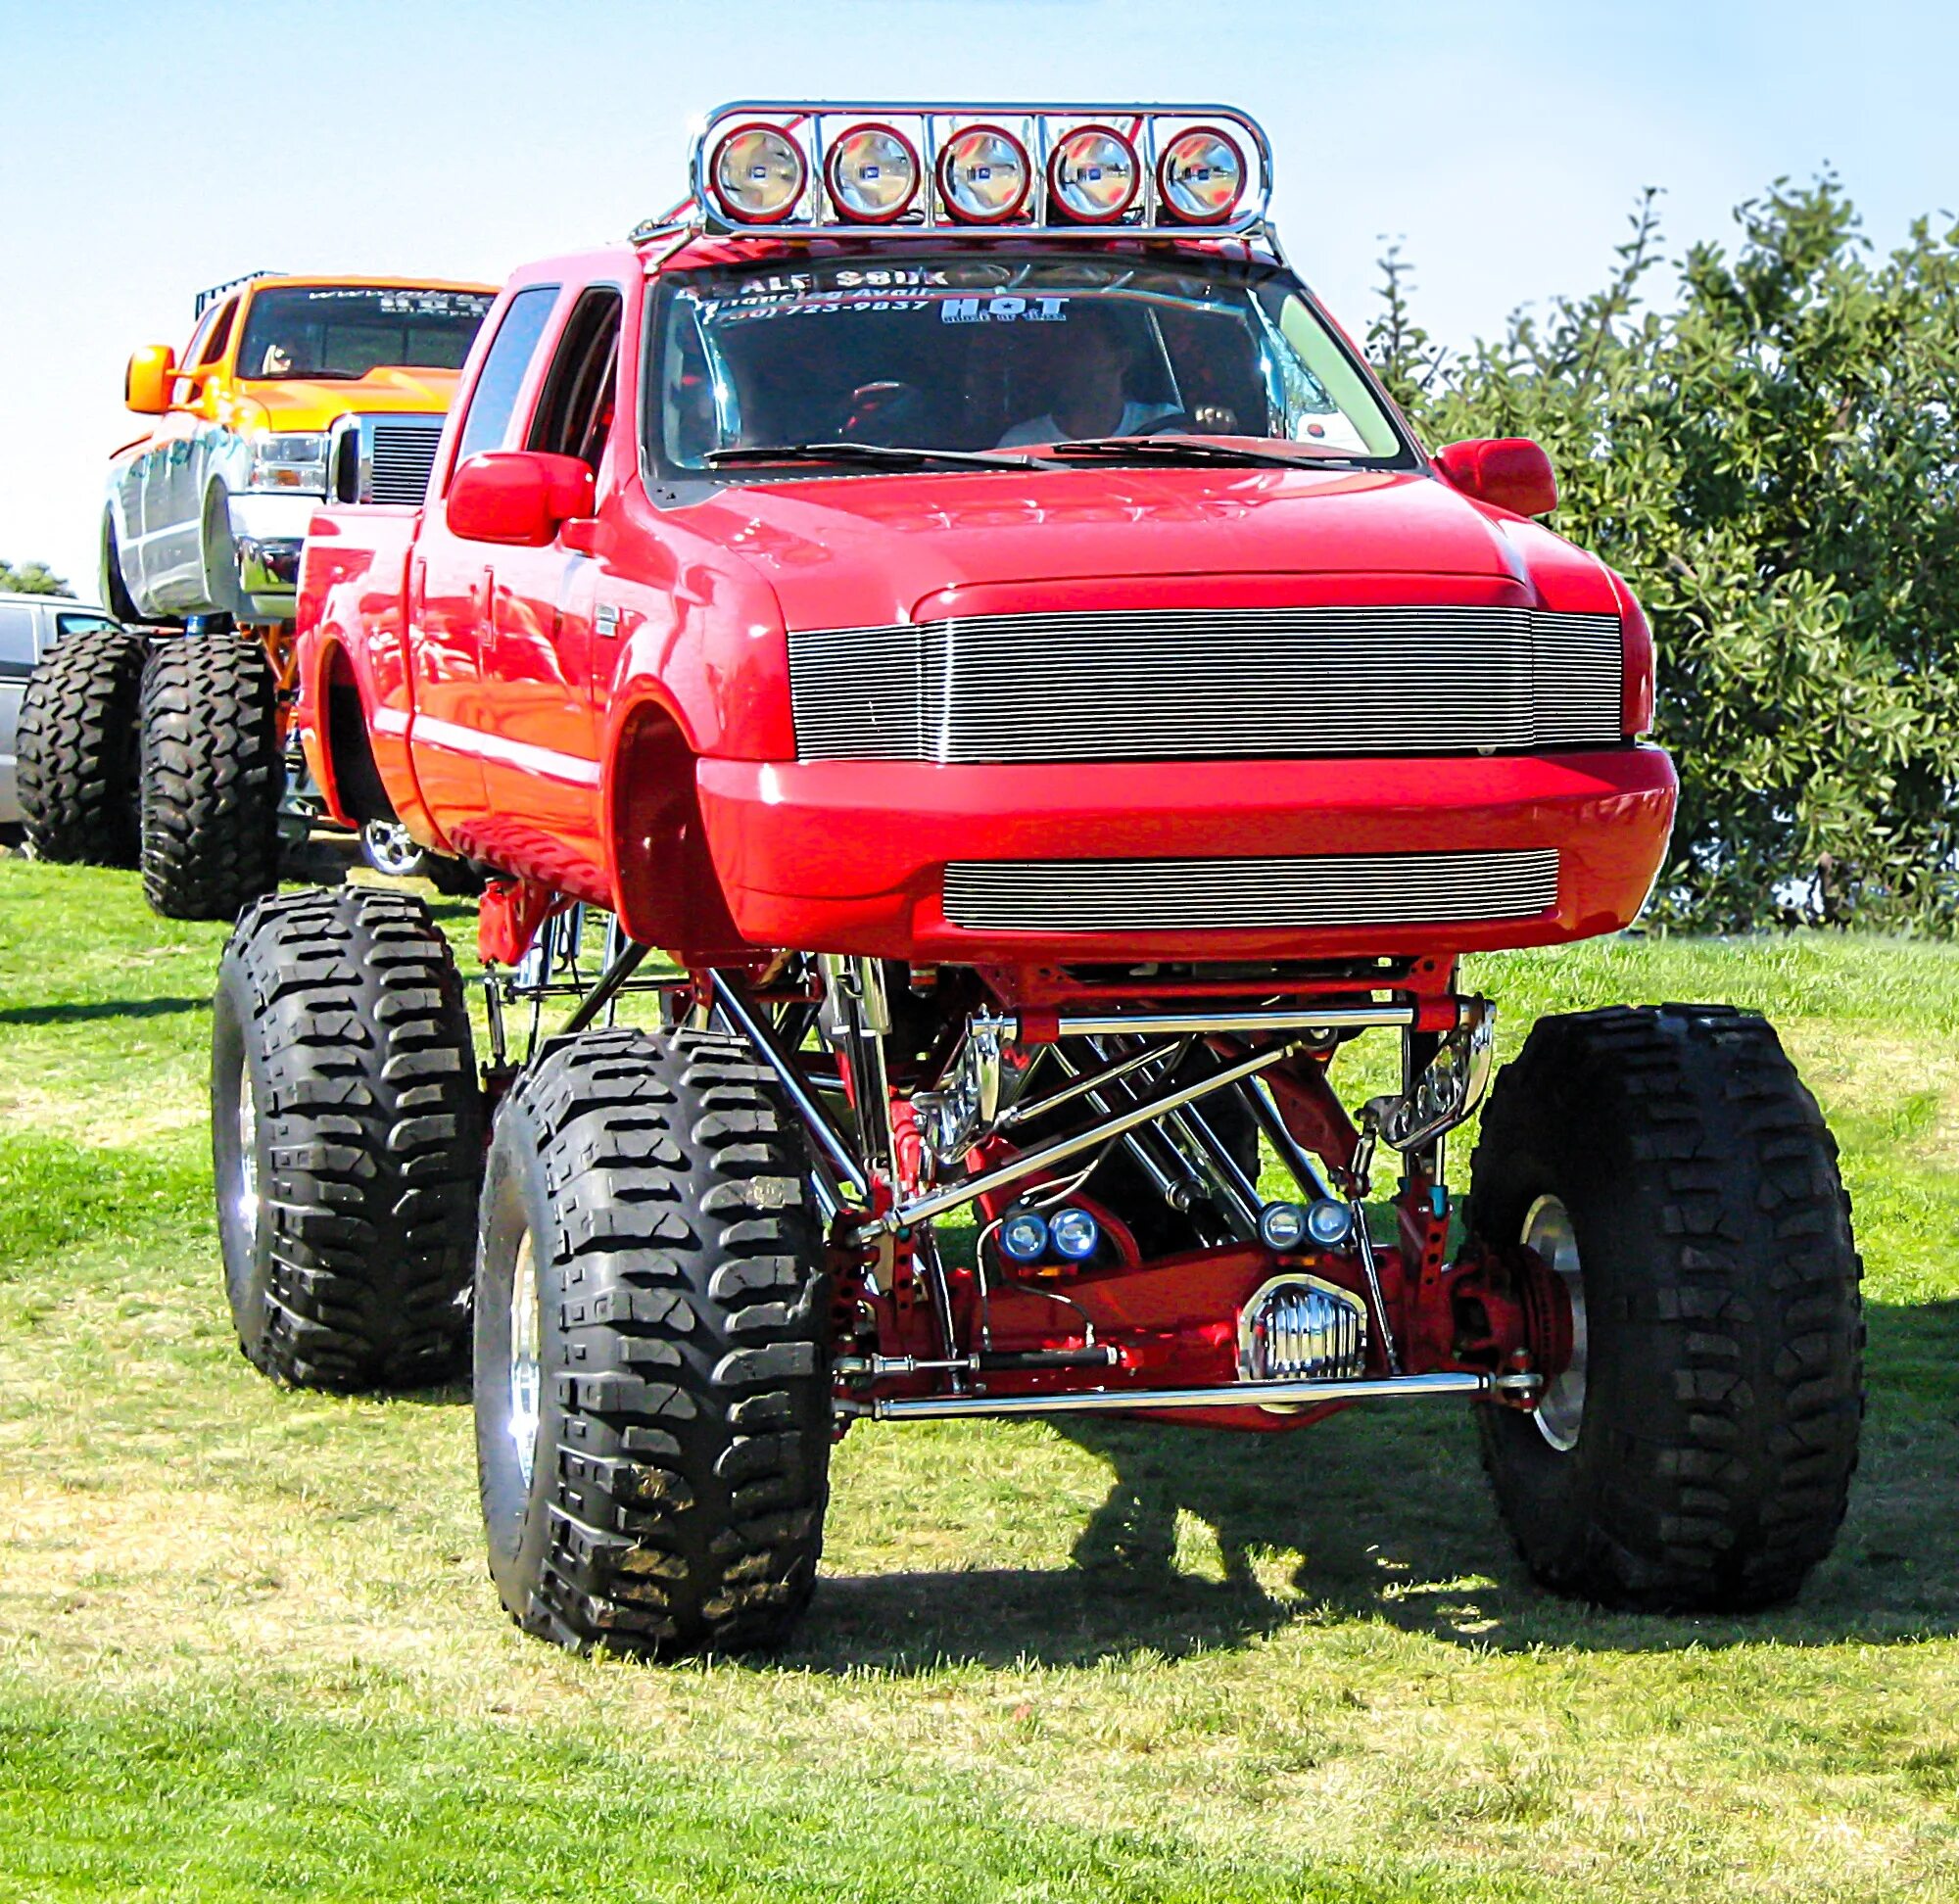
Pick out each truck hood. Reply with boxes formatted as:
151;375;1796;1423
682;463;1610;628
235;366;463;430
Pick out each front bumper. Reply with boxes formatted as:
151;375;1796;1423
227;492;316;614
691;746;1678;962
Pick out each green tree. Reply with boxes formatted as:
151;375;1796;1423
1383;179;1959;930
0;560;72;596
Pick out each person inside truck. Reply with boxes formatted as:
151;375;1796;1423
995;304;1180;446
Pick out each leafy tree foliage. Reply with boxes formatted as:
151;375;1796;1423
1372;181;1959;930
0;560;72;597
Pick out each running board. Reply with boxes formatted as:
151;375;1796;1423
868;1370;1490;1420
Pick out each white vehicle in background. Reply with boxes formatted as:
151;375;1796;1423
0;594;124;837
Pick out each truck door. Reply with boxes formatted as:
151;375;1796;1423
140;296;237;613
473;285;623;867
408;283;560;844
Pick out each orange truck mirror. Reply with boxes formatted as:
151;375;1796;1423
123;346;174;415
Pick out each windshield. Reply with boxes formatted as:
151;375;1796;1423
648;253;1409;470
237;286;493;381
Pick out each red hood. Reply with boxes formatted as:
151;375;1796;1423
678;463;1619;629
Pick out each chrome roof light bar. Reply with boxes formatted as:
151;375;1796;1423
655;101;1276;244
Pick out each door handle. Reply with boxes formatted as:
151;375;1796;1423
472;566;495;641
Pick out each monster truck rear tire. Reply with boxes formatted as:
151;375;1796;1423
16;624;146;866
138;631;281;920
475;1024;831;1658
212;885;484;1391
1470;1004;1864;1612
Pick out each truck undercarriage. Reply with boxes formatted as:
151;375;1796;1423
207;880;1863;1657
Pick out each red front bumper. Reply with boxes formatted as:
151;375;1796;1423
691;746;1677;963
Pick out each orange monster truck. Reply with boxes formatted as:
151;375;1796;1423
20;272;494;916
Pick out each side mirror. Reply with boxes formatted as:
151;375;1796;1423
125;345;175;415
446;452;597;547
1434;437;1558;518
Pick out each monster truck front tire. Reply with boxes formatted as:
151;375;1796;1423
1470;1004;1864;1612
16;624;146;866
212;885;484;1390
475;1025;832;1658
139;631;282;919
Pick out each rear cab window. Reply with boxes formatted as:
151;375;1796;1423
529;287;624;474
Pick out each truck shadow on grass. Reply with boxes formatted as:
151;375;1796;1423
798;1298;1959;1670
0;996;206;1027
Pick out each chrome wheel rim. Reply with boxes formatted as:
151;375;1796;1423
509;1231;543;1490
1524;1193;1588;1452
234;1067;261;1235
362;821;423;879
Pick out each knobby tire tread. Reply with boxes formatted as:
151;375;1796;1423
219;885;482;1390
16;625;146;866
1470;1003;1864;1612
485;1025;830;1658
139;632;281;920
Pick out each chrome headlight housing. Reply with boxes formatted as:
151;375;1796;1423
245;431;330;493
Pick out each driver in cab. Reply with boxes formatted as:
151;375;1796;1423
995;305;1179;447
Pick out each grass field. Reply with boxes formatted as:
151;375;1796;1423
1;855;1956;1902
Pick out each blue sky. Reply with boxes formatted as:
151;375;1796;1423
2;0;1953;595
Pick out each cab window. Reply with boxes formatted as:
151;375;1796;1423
528;287;623;473
199;299;238;366
452;286;560;469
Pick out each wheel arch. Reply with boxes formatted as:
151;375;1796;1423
601;692;748;961
99;502;144;625
311;639;397;828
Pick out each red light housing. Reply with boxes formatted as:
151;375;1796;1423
707;121;807;224
1046;123;1141;224
936;123;1032;224
825;121;922;223
1156;125;1247;225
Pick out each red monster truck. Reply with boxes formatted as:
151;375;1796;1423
212;104;1864;1659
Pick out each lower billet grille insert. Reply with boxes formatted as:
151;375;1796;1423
941;848;1559;932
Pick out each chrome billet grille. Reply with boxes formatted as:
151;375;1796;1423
941;848;1559;932
788;605;1625;763
367;421;444;505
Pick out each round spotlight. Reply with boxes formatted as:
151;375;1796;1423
826;121;920;223
1047;124;1141;224
1156;125;1247;225
998;1206;1050;1264
1257;1201;1308;1253
709;122;806;224
1305;1198;1357;1249
1048;1206;1101;1262
936;123;1031;224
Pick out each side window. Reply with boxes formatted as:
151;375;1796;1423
199;298;238;365
0;604;34;670
528;288;623;473
451;286;560;470
55;612;120;643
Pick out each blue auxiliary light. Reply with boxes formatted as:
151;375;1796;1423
1257;1201;1308;1252
1048;1206;1101;1261
1305;1198;1357;1249
998;1207;1050;1263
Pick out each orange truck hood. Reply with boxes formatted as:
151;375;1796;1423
238;365;466;430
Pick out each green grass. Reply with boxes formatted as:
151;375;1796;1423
2;856;1957;1901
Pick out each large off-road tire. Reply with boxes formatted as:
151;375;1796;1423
1470;1004;1863;1612
212;885;484;1391
16;624;146;866
475;1025;831;1658
139;631;282;920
